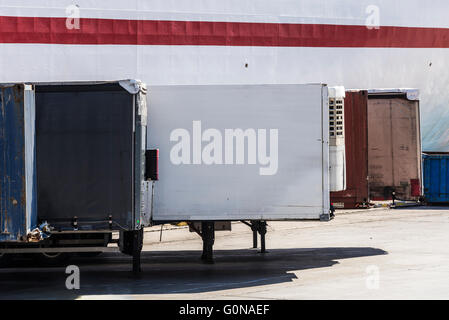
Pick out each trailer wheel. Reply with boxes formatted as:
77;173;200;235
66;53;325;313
77;252;103;258
0;252;11;267
35;252;72;266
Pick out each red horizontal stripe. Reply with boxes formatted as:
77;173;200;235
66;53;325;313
1;15;449;47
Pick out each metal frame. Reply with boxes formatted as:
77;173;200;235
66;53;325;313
0;247;118;254
321;84;331;221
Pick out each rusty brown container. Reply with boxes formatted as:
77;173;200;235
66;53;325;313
331;90;369;209
367;90;422;200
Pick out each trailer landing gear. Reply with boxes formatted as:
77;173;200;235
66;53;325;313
257;221;267;254
132;230;143;274
201;222;215;264
251;221;258;249
243;221;268;253
119;229;143;273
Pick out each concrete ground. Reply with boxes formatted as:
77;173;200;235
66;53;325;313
0;206;448;300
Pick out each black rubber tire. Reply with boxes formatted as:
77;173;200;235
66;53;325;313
34;252;72;266
77;252;103;258
0;252;12;267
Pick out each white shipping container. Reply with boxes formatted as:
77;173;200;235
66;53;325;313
147;84;331;221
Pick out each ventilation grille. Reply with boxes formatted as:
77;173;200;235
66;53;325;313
329;97;344;146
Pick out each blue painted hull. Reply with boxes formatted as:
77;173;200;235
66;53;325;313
423;154;449;203
0;84;37;242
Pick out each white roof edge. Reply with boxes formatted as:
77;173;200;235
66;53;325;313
328;86;346;99
367;88;420;101
1;79;147;94
119;79;146;94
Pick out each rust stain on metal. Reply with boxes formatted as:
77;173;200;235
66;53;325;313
26;223;50;243
0;90;5;118
10;198;18;206
1;175;10;233
13;85;24;110
26;228;43;242
3;219;8;234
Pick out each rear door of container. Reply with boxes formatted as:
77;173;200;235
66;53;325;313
35;83;136;231
368;96;421;200
0;84;37;242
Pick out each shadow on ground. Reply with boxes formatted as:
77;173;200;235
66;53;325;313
394;205;449;211
0;247;387;299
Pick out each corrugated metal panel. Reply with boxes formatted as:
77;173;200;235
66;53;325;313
0;84;37;242
368;94;422;200
330;90;369;208
423;154;449;203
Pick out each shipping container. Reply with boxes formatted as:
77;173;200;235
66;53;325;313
0;84;37;241
330;90;369;208
147;84;331;221
367;89;422;201
423;154;449;203
1;81;151;242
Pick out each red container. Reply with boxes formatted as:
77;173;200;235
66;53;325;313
331;90;369;209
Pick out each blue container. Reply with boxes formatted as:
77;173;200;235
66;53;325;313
423;154;449;203
0;84;37;242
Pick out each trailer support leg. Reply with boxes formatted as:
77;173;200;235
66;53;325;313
258;221;267;254
250;221;258;248
132;229;143;274
253;230;258;248
201;222;215;264
133;250;141;274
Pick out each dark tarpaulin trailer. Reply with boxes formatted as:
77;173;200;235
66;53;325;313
34;81;150;232
330;90;369;209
